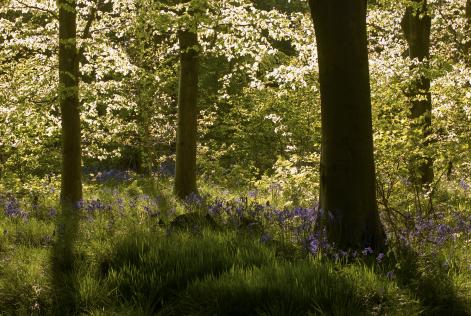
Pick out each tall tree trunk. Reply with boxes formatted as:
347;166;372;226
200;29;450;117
174;29;199;199
53;0;82;313
401;0;433;188
308;0;385;250
137;74;153;175
59;0;82;207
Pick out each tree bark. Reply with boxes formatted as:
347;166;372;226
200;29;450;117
59;0;82;207
174;29;199;199
53;1;82;313
308;0;385;250
401;0;433;187
467;0;471;20
465;0;471;62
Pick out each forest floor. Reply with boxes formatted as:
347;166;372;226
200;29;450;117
0;173;470;315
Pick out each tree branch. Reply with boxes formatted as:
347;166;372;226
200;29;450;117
13;0;58;19
78;0;100;58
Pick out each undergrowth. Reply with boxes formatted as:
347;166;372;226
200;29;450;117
0;175;469;315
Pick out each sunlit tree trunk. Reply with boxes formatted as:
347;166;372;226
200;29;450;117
308;0;385;250
174;29;199;199
59;0;82;207
401;0;433;188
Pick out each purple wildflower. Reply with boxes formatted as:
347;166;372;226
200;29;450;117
309;237;320;255
459;179;470;191
48;208;57;218
248;190;258;198
362;247;373;256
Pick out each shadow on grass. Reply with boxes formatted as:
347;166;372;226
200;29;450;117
97;228;416;315
50;205;81;315
394;245;470;315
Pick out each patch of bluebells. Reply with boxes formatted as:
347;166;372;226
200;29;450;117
208;198;224;216
94;170;132;183
3;196;28;220
77;199;113;221
185;192;203;206
395;211;471;247
203;194;471;266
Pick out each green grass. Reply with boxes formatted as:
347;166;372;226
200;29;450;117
0;176;470;315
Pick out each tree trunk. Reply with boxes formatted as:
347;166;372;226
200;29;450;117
174;30;199;199
59;0;82;208
53;1;82;313
467;0;471;20
401;0;433;188
308;0;385;250
465;0;471;63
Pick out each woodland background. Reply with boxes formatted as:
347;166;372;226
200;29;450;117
0;0;470;315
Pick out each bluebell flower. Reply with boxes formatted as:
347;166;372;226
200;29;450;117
459;179;470;191
185;192;203;205
247;190;257;198
362;247;373;256
4;197;28;219
208;200;224;216
309;237;320;255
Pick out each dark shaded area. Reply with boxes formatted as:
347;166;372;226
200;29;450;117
50;206;81;315
174;28;199;198
394;245;470;315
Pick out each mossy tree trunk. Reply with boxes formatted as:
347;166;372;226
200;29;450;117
174;29;199;199
59;0;82;207
308;0;385;250
401;0;433;188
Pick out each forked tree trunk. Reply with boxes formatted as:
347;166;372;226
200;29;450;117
308;0;385;250
174;30;199;199
401;0;434;187
59;0;82;207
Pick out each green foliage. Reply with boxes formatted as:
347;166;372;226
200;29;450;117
0;247;53;315
1;0;471;314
